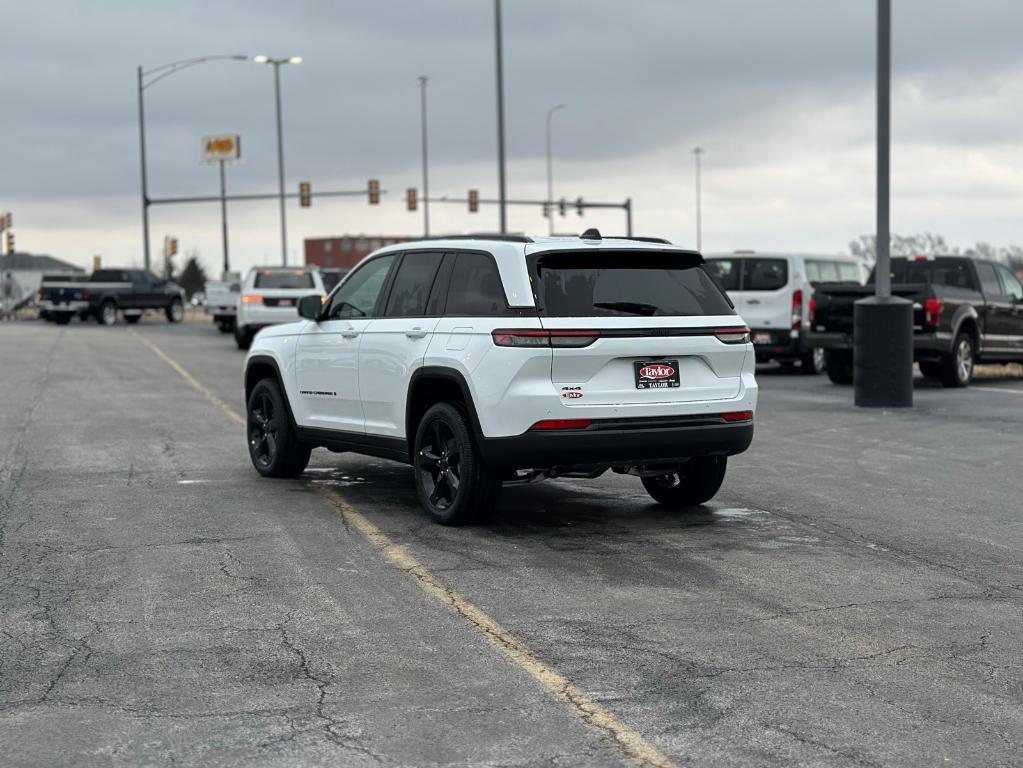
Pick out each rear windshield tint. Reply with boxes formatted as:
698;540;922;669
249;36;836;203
703;259;741;291
535;251;735;317
878;259;977;290
742;258;788;291
254;271;315;289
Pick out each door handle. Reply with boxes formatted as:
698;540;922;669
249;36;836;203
747;299;761;305
340;329;360;338
405;327;428;339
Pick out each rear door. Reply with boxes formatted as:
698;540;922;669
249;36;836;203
738;257;791;341
359;251;446;438
533;250;747;406
994;265;1023;355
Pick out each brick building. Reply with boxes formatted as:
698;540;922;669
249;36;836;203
304;235;419;270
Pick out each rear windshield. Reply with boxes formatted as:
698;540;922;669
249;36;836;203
704;257;789;291
535;252;735;317
91;269;128;282
805;260;863;286
872;259;977;290
254;270;315;289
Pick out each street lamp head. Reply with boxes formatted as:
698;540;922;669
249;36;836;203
288;56;303;64
253;55;270;64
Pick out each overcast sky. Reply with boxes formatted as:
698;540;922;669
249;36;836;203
4;0;1023;275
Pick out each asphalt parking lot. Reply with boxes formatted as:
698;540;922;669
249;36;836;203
2;319;1022;767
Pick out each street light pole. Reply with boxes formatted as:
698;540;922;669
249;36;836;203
136;55;247;273
419;76;430;237
218;159;230;275
255;55;302;266
692;146;704;252
494;0;508;234
545;104;564;236
853;0;913;408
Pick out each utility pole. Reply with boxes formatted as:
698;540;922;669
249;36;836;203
853;0;913;407
692;146;704;251
494;0;508;234
137;66;151;272
418;75;430;237
218;159;230;275
546;104;565;236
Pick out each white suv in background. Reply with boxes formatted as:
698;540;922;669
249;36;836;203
234;266;326;350
243;232;758;525
704;251;867;373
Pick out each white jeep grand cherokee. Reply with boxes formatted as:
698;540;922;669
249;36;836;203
243;231;757;525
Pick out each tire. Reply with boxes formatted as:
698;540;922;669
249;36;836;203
825;349;853;384
166;299;184;323
919;361;943;380
800;347;825;375
939;332;975;388
234;326;252;350
413;402;501;525
40;311;51;322
53;314;72;325
217;318;234;334
641;457;727;507
246;378;310;478
124;314;141;325
97;301;117;326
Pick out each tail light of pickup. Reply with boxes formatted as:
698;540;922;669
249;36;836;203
240;294;264;305
924;298;942;328
792;289;803;329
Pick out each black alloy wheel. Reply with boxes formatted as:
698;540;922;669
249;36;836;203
414;402;500;525
246;378;310;478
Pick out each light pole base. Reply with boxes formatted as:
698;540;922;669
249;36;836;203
853;295;914;408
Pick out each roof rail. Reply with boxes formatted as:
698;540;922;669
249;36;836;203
605;236;673;245
413;233;533;243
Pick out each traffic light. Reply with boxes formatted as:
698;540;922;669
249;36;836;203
299;181;312;207
576;197;585;216
468;189;479;213
368;179;380;205
542;202;551;219
406;187;417;211
558;198;567;217
4;231;13;254
168;237;178;256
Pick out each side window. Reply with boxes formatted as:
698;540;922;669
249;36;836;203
445;252;507;316
742;258;788;291
324;254;396;320
837;263;861;283
384;252;445;317
975;262;1002;298
804;260;820;285
996;265;1023;302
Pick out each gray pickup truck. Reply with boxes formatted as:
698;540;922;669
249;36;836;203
38;268;185;326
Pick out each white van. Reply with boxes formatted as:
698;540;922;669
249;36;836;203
704;251;867;373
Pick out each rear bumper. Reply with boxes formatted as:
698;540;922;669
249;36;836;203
237;307;300;328
807;330;952;358
39;300;89;313
806;331;851;350
478;415;754;470
206;305;237;318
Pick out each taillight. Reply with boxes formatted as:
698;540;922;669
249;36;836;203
81;288;90;300
924;298;942;327
240;294;263;305
714;326;750;344
722;411;754;422
530;419;592;431
791;289;803;329
492;329;599;348
808;296;817;326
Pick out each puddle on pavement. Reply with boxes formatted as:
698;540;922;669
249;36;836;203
308;475;369;488
712;506;770;520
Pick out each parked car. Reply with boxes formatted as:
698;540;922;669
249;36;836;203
37;273;90;322
205;279;241;333
242;232;757;525
808;255;1023;387
38;268;185;325
320;268;349;293
704;251;867;374
234;267;326;350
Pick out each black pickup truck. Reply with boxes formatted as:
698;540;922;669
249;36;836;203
39;268;186;326
808;256;1023;387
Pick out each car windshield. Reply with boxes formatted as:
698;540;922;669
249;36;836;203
535;251;735;317
253;270;315;289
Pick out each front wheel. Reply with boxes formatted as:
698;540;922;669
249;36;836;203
166;299;184;323
800;347;825;375
641;457;727;507
247;378;310;478
413;402;501;525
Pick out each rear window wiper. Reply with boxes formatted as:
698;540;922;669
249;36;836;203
593;301;660;316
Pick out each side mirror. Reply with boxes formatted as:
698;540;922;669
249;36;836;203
298;294;324;320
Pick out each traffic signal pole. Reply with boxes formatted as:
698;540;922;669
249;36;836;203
137;66;152;273
424;195;633;237
853;0;913;408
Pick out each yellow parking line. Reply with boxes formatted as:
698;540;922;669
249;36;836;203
135;330;676;768
132;330;245;426
973;385;1023;396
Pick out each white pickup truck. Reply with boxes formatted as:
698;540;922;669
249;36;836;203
205;277;241;333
